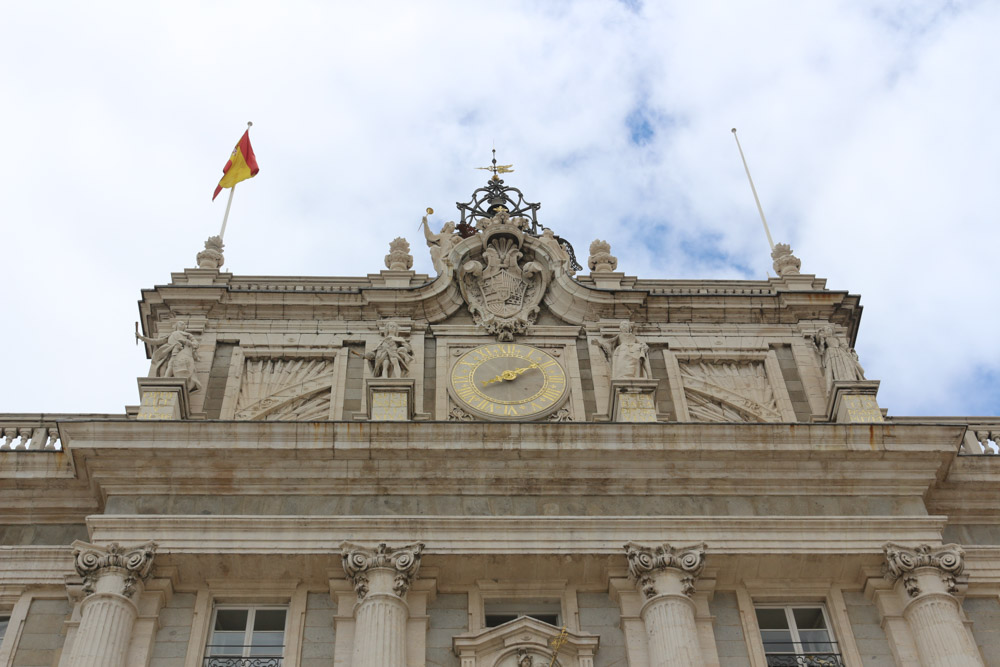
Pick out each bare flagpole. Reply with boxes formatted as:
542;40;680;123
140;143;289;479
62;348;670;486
218;121;253;240
731;128;774;251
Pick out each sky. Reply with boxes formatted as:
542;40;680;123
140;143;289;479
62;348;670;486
1;0;998;417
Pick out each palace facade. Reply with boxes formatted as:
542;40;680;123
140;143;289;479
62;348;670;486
1;172;998;667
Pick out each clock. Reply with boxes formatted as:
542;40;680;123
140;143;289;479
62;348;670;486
450;343;568;420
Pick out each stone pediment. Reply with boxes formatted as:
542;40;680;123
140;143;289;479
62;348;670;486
452;615;599;667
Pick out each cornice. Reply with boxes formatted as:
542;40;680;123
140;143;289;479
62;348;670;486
87;514;948;556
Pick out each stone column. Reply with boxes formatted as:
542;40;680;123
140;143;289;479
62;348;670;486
66;541;157;667
624;542;706;667
883;543;983;667
341;541;424;667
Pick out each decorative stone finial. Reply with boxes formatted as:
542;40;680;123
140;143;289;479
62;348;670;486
196;235;225;270
770;242;801;276
73;541;157;598
341;542;424;600
883;543;965;597
384;237;414;271
588;239;618;273
624;542;706;598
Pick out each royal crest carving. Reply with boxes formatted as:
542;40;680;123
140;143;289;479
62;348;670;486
459;211;548;342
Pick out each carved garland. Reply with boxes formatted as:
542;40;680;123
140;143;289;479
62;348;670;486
72;541;157;598
883;543;965;597
624;542;706;599
341;541;424;600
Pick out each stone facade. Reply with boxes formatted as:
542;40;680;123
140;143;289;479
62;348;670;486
0;172;998;666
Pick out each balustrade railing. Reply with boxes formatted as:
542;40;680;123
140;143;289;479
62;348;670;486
203;653;282;666
0;420;61;451
763;642;844;666
962;422;1000;455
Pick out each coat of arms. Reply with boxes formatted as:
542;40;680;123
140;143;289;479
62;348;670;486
459;212;548;341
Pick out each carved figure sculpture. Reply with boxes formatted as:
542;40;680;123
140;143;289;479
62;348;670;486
384;237;413;271
811;325;866;391
421;213;459;274
135;321;202;392
196;235;225;270
592;320;652;380
366;321;413;378
517;649;534;667
588;239;618;273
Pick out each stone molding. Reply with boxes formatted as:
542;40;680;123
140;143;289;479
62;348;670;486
72;540;156;598
884;542;965;597
624;542;706;598
341;541;424;599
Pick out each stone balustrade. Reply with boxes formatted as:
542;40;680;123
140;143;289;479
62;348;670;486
0;418;61;451
962;421;1000;455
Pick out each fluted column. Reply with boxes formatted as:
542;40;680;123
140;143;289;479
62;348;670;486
883;543;983;667
625;542;706;667
66;541;157;667
341;541;423;667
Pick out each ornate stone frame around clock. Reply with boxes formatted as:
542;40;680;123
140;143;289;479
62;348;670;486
445;341;572;422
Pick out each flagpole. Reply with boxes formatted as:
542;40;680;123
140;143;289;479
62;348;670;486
219;183;236;239
731;128;775;251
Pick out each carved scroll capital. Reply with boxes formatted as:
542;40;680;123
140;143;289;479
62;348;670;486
624;542;706;599
883;543;965;598
341;541;424;600
72;541;157;598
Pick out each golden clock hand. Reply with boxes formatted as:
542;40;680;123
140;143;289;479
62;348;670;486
481;364;538;387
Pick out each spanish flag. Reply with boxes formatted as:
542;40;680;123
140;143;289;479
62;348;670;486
213;129;259;200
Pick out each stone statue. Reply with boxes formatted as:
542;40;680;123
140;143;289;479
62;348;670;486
366;321;413;378
135;321;202;392
539;228;575;275
588;239;617;273
810;325;866;391
592;320;652;380
516;649;534;667
420;212;459;274
384;237;413;271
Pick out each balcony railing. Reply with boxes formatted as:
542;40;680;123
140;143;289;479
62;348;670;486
0;419;61;451
763;642;844;667
203;656;282;667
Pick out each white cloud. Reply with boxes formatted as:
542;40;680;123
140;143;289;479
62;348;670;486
0;0;996;416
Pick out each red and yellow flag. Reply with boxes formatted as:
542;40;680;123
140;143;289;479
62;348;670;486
213;129;259;200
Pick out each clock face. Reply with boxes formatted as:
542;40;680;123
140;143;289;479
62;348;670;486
450;343;568;420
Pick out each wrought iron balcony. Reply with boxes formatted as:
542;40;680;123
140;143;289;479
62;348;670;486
763;645;844;667
203;652;282;667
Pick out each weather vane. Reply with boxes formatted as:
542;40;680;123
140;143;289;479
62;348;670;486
476;148;514;180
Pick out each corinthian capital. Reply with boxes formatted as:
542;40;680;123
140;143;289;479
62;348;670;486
624;542;706;599
341;542;424;600
72;541;157;598
883;543;965;597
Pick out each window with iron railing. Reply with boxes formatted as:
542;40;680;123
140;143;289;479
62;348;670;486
204;606;286;667
755;605;844;667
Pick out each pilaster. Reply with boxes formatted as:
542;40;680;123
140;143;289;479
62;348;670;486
65;541;156;667
625;542;707;667
882;543;983;666
341;541;424;667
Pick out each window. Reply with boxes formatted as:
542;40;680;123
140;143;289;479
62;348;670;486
755;605;843;667
484;598;561;628
205;606;286;667
0;615;8;641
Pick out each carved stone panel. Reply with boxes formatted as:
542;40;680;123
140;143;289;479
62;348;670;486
235;357;335;420
679;360;780;422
